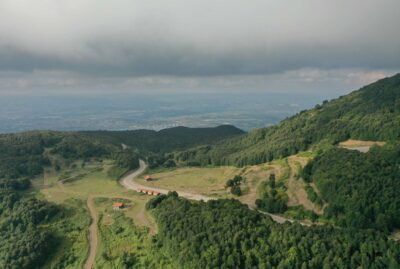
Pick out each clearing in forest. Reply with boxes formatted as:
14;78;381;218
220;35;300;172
338;139;385;153
138;166;241;198
285;156;325;215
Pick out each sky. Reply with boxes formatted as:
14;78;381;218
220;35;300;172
0;0;399;96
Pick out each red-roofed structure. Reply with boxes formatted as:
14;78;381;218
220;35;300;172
113;202;124;210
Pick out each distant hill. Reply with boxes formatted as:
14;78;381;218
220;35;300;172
0;125;244;183
83;125;245;154
176;74;400;166
0;131;117;182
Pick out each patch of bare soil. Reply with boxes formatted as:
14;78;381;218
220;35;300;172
286;156;324;215
338;139;386;152
238;164;277;207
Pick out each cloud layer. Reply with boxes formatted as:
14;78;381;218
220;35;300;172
0;0;399;94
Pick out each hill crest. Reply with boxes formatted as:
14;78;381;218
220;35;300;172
175;73;400;166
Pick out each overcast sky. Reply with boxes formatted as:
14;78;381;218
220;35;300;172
0;0;399;95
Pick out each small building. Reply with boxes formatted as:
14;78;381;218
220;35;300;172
144;175;153;181
113;202;124;210
137;189;161;196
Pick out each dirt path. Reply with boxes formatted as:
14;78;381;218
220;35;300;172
84;195;98;269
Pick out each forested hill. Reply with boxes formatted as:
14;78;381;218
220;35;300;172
149;194;400;268
0;125;243;182
83;125;245;154
176;73;400;166
0;131;117;181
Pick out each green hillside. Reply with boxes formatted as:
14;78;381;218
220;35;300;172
84;125;244;154
0;125;244;184
302;144;400;231
176;74;400;166
0;131;116;181
149;194;400;268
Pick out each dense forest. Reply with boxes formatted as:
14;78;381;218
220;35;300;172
175;73;400;166
83;125;244;154
107;148;141;179
302;144;400;232
149;194;400;269
0;131;59;179
0;126;240;182
0;177;60;269
0;131;116;180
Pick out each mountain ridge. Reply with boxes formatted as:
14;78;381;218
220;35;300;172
175;74;400;166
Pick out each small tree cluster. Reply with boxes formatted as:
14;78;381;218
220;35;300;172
225;175;243;196
256;174;288;213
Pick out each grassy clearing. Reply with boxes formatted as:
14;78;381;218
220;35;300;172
236;164;276;207
274;158;290;181
39;160;156;230
338;139;386;153
142;164;281;207
140;166;242;197
32;159;105;189
338;139;386;147
280;155;325;215
36;159;159;268
94;198;176;268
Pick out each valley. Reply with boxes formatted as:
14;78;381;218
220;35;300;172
13;135;400;267
28;147;320;268
0;75;399;268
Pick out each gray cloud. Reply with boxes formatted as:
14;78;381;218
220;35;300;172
0;0;399;97
0;0;399;77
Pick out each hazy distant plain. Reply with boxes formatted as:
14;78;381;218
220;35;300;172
0;92;333;133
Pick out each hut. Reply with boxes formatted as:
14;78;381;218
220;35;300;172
113;202;124;210
144;175;153;181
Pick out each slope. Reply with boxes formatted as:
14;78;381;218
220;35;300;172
176;73;400;166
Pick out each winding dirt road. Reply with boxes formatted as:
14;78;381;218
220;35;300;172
120;160;297;224
84;195;98;269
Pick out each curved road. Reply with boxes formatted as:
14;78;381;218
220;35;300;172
121;160;213;201
120;160;297;224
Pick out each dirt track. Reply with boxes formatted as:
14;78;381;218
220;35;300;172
84;195;98;269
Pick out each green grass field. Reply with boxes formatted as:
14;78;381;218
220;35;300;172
38;160;156;229
33;154;322;268
140;166;242;197
35;159;159;268
140;163;279;207
93;198;176;268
